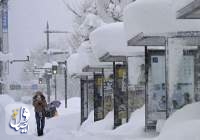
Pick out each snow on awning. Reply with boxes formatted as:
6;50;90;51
90;22;144;61
124;0;200;46
43;48;68;55
67;52;92;76
77;41;112;71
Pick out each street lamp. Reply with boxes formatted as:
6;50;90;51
52;65;57;75
39;77;43;84
58;60;68;108
52;61;58;100
10;56;29;64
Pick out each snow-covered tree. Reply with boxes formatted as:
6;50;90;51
62;0;134;53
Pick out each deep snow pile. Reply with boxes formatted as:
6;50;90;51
80;111;114;133
80;106;146;140
90;22;143;58
123;0;200;40
157;102;200;140
2;94;200;140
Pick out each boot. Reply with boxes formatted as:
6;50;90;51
40;129;43;136
38;129;42;136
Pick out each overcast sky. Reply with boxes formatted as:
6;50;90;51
8;0;73;82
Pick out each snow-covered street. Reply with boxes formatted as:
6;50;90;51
1;94;200;140
1;0;200;140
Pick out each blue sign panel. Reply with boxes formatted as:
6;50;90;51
2;4;8;32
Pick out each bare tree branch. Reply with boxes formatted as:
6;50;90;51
62;0;82;18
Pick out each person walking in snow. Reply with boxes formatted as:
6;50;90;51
32;91;47;136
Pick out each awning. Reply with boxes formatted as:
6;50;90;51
177;0;200;19
124;0;200;46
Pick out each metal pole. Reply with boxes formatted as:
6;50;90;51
46;21;51;101
102;68;105;118
113;61;117;129
86;76;89;118
55;74;57;100
165;38;169;118
64;61;68;108
46;22;50;50
124;59;129;122
46;76;51;103
144;46;148;131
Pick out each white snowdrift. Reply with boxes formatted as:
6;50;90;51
112;106;145;138
124;0;200;40
80;106;146;140
0;94;15;107
80;111;114;133
90;22;144;59
158;102;200;140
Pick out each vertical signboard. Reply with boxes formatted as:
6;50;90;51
80;76;88;124
103;73;113;116
2;2;8;33
94;73;104;121
114;64;128;128
168;39;196;115
2;1;9;53
88;79;94;114
146;50;166;130
194;46;200;102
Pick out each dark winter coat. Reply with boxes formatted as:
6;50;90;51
32;91;47;114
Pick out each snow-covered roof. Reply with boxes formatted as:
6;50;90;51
67;53;89;76
52;61;58;66
77;41;111;68
43;48;68;55
90;22;144;59
124;0;200;41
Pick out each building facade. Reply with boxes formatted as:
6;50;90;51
0;0;9;94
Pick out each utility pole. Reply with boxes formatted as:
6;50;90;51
46;21;51;103
54;74;57;100
64;61;67;108
44;22;70;106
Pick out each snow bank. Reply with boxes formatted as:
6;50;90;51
58;97;80;116
161;102;200;132
112;106;145;137
158;120;200;140
90;22;143;59
0;94;15;107
124;0;200;40
80;106;146;140
158;102;200;140
80;111;114;132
